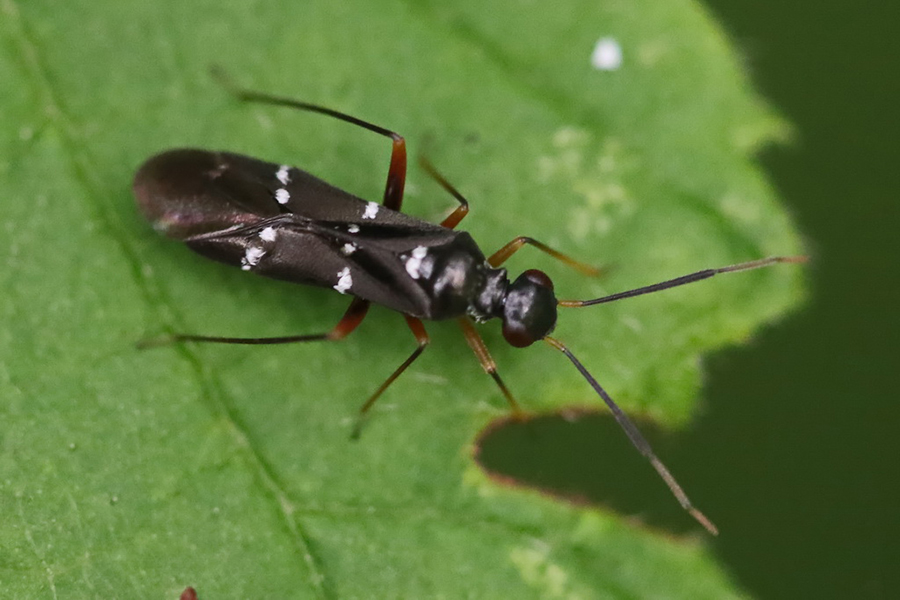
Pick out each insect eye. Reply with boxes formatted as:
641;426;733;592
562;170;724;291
502;321;538;347
521;269;554;291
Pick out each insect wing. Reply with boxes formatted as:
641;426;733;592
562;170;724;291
136;148;467;316
134;149;287;240
135;148;448;235
185;218;448;316
262;155;448;232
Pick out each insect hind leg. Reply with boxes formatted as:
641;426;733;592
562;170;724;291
137;297;370;348
211;67;408;211
488;237;600;276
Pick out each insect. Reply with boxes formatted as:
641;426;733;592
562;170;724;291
134;74;804;535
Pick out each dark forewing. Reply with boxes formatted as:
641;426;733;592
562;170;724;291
223;150;434;230
184;217;463;317
134;148;448;236
135;149;469;317
134;149;281;239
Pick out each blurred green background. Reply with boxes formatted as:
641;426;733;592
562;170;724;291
482;2;899;599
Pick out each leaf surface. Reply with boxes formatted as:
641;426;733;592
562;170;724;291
0;0;803;596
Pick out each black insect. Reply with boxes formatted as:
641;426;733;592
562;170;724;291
134;75;804;535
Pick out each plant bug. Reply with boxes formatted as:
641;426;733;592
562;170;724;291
134;73;805;535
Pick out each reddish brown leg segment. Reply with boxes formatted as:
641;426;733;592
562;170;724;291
352;315;430;438
488;236;600;275
457;318;524;416
419;156;469;230
211;67;408;210
382;135;407;211
138;298;370;347
180;587;198;600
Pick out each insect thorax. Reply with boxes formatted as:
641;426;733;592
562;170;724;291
410;233;509;322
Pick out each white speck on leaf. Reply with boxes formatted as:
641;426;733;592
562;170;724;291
591;37;622;71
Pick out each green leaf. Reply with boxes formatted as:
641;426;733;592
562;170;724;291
0;0;804;597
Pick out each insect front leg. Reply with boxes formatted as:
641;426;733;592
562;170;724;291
488;237;600;276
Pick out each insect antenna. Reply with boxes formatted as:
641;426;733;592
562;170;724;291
558;255;806;308
544;336;719;535
546;255;805;534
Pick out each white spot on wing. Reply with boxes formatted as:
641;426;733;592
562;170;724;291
259;227;277;242
276;165;291;185
348;224;360;234
333;267;353;294
341;243;357;256
241;246;266;271
405;246;429;279
275;188;290;204
591;37;622;71
363;202;379;219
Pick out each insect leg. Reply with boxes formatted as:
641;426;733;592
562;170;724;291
381;136;407;211
416;156;597;267
352;315;430;438
211;67;407;210
180;587;198;600
457;318;524;416
488;237;600;275
419;156;469;230
138;298;369;347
